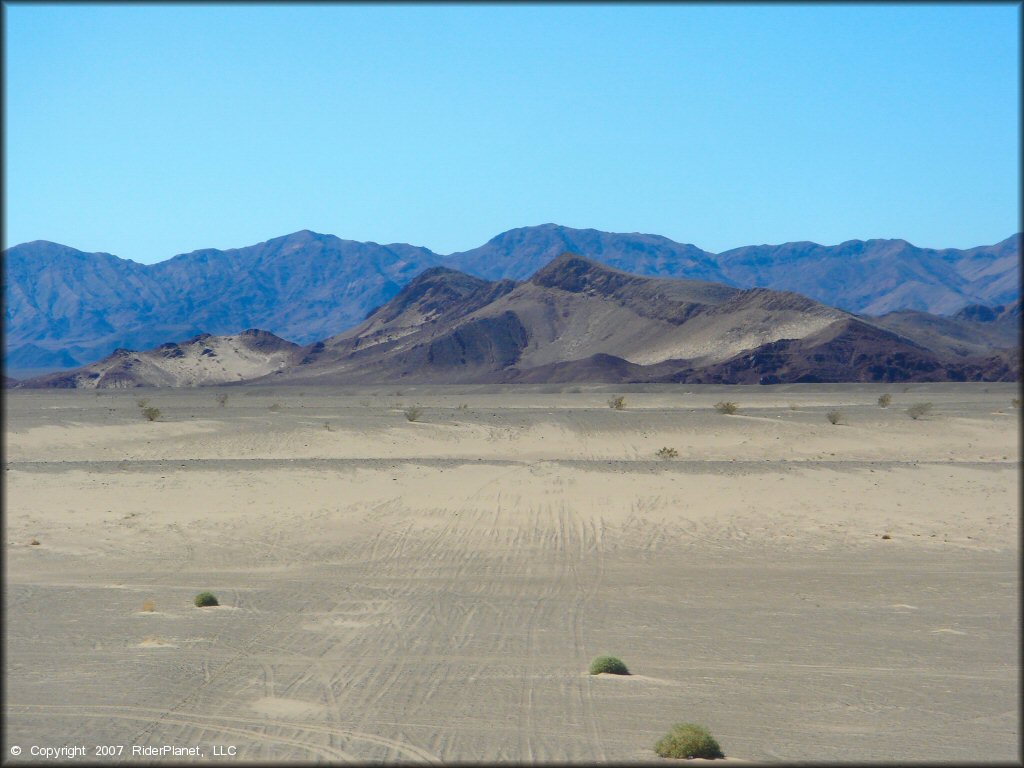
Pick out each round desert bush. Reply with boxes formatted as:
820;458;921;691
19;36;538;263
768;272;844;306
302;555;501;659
906;402;933;420
193;592;219;607
654;723;724;759
589;655;629;675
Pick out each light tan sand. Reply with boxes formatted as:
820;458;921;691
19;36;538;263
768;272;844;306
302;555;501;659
4;383;1019;762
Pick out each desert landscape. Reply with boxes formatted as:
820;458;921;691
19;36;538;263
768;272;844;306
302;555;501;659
4;382;1019;762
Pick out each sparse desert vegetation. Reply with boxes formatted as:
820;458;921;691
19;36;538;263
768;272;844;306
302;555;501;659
608;395;626;410
1012;397;1020;408
714;401;738;415
878;393;892;407
141;406;161;421
404;405;424;422
141;600;155;612
654;723;724;759
5;384;1018;763
906;402;933;420
826;410;844;425
216;393;229;407
589;655;629;675
193;592;219;607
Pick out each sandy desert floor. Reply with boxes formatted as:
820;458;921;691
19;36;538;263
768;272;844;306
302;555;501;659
4;382;1020;763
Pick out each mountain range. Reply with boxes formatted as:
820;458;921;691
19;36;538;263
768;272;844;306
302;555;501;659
14;253;1019;388
4;225;1019;374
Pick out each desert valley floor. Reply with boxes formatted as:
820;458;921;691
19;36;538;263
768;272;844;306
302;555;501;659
4;383;1020;763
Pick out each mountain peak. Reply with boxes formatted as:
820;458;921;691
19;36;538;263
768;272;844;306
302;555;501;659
362;265;496;324
529;252;638;293
393;265;491;298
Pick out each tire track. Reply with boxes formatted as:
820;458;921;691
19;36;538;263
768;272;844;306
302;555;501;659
127;581;306;747
516;594;544;762
199;575;378;756
137;459;595;762
569;511;606;762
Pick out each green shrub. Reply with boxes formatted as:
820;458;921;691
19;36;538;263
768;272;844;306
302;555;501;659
404;405;423;422
654;723;724;759
878;393;892;408
713;401;738;415
589;655;629;675
906;402;933;420
194;592;219;607
826;410;844;425
656;447;679;460
608;396;626;410
142;406;161;421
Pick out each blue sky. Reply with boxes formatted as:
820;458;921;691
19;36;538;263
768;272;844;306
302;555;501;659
4;3;1020;263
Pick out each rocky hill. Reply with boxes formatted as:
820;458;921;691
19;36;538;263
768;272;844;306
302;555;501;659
17;329;299;389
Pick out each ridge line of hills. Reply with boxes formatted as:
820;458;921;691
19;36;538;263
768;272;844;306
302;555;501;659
10;253;1019;388
4;224;1020;374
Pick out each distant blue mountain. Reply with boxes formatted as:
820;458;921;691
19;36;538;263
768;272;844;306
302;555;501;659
445;224;728;283
4;225;1018;373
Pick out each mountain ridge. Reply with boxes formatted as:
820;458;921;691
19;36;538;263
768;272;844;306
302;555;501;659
10;254;1017;388
5;225;1019;372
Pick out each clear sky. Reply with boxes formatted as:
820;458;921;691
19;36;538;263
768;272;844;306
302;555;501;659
3;3;1020;263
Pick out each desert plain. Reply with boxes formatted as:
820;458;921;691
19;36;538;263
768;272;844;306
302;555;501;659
3;382;1020;763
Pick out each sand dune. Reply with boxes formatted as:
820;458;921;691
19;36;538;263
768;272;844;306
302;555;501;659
4;383;1019;762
